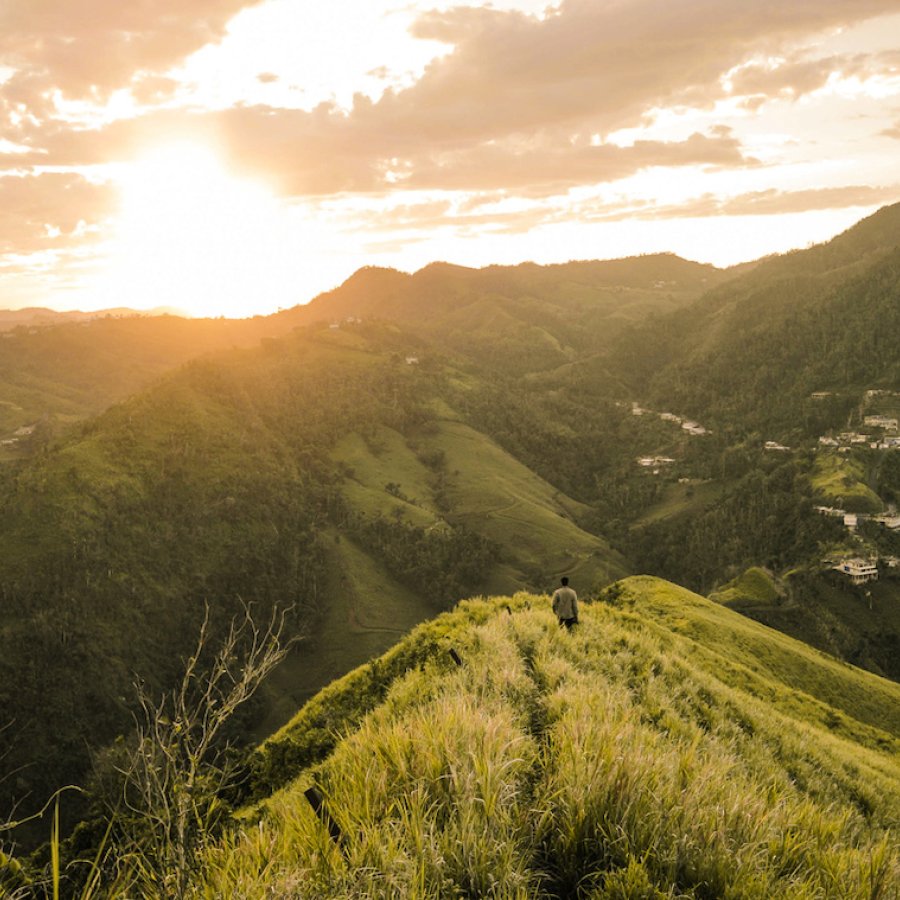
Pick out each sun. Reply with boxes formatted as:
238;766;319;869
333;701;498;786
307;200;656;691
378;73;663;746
98;141;293;318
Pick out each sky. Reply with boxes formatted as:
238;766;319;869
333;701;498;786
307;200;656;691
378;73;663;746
1;0;899;318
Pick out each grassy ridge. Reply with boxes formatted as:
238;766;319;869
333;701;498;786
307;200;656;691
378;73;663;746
191;576;900;898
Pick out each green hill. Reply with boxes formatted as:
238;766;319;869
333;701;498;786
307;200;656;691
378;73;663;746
0;321;626;838
288;254;733;374
4;205;900;884
608;204;900;436
173;576;900;898
0;313;314;458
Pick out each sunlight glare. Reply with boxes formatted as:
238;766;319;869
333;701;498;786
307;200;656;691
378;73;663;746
100;142;295;317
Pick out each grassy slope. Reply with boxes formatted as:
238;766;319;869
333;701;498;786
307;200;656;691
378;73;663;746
333;418;628;595
812;452;884;513
249;418;630;740
194;575;900;898
733;572;900;683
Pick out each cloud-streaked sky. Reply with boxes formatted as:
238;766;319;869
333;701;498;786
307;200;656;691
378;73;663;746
1;0;899;317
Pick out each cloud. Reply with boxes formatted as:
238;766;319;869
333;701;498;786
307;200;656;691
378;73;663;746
580;184;900;223
6;0;897;190
0;0;263;116
0;172;115;253
393;0;899;139
727;49;900;103
398;130;756;192
1;0;898;271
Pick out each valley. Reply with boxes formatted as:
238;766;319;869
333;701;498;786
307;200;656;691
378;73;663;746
1;203;899;894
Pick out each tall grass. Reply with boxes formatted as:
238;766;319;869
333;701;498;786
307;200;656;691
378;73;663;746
187;592;900;898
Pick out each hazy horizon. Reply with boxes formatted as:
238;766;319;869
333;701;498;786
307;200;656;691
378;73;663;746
2;0;899;318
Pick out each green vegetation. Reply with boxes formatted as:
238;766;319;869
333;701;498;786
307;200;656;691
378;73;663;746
812;453;884;513
175;578;900;898
0;313;311;458
709;566;782;609
0;320;630;839
616;207;900;437
4;204;900;888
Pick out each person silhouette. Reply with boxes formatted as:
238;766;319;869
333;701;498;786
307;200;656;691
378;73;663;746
551;576;578;629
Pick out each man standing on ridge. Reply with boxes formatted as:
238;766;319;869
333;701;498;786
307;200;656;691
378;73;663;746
551;576;578;629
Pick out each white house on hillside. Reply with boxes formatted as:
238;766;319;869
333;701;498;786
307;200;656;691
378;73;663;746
833;558;878;585
864;415;898;431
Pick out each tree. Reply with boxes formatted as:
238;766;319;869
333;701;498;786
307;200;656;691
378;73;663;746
95;601;295;898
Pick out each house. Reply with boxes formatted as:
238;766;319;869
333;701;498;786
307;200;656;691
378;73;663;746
660;412;682;423
818;436;839;447
864;415;899;432
833;558;878;585
843;513;858;531
871;513;900;530
764;441;790;451
682;421;708;436
636;456;675;468
811;391;832;400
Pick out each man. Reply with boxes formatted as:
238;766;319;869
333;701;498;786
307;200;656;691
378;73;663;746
551;576;578;629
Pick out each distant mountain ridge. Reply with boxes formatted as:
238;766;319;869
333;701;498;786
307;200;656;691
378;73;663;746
0;304;185;331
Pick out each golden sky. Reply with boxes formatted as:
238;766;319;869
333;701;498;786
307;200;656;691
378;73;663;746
1;0;899;317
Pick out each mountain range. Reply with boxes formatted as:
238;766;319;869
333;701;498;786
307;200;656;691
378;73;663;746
0;204;898;884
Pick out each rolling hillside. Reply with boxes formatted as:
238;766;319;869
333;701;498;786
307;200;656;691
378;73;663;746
3;204;900;877
0;313;312;456
286;254;735;375
0;320;626;838
608;203;900;435
171;576;900;898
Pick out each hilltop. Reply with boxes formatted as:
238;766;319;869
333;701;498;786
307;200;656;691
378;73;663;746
122;576;900;897
0;312;315;458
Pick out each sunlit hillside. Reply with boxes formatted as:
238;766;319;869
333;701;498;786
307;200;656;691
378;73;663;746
0;321;627;837
178;577;900;898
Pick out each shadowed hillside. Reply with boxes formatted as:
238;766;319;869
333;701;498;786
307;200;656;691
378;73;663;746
607;203;900;434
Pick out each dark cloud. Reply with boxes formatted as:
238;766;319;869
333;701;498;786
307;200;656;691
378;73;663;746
0;172;115;252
